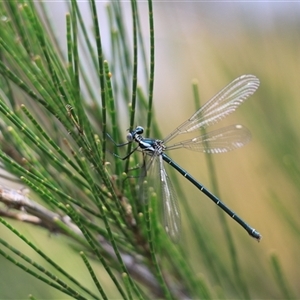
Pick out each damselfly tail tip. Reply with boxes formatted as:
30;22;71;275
251;229;262;242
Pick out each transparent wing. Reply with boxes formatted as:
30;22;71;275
137;151;158;205
158;155;181;242
166;124;251;154
136;150;181;241
163;74;259;144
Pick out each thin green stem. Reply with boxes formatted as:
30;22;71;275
0;218;100;299
89;0;107;162
146;0;155;137
80;251;108;300
192;79;249;299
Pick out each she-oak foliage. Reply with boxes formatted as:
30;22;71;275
0;1;294;300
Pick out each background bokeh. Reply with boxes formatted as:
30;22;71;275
1;2;300;299
151;3;300;298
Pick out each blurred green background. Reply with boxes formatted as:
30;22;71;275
150;2;300;299
1;2;300;299
150;3;300;299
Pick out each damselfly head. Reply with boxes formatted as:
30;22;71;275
135;126;144;134
126;132;134;141
126;126;144;141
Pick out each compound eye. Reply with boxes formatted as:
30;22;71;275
136;126;144;134
126;133;133;141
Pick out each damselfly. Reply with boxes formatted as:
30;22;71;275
115;74;261;242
